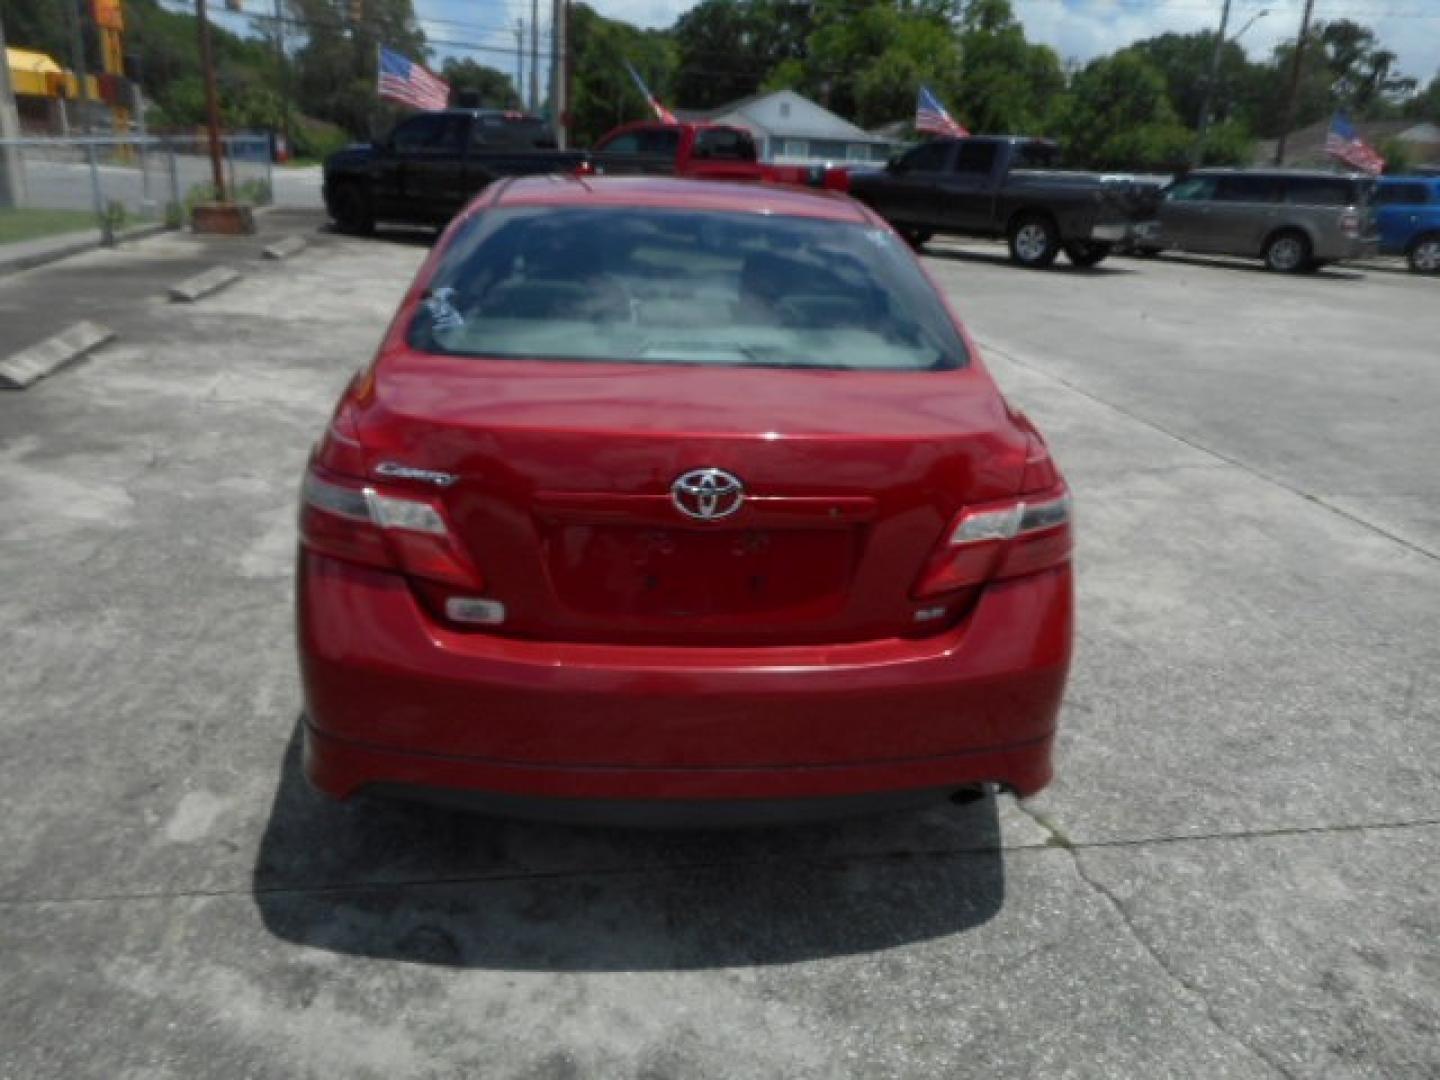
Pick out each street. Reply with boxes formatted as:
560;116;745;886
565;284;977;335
9;151;323;217
1;216;1437;1078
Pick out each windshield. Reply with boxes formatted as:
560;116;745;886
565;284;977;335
408;207;968;371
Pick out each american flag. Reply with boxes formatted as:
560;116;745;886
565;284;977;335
915;86;969;138
378;46;450;112
1324;113;1385;175
624;60;678;125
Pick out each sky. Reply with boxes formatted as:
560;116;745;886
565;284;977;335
213;0;1440;101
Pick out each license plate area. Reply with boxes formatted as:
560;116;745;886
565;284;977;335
544;524;857;621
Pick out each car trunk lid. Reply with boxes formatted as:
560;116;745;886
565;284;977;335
356;355;1028;645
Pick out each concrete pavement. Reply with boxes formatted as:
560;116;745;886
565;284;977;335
0;225;1436;1078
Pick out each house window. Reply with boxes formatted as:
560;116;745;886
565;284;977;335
846;143;870;162
783;139;808;158
779;102;791;118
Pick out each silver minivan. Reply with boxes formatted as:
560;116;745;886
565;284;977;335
1135;169;1379;273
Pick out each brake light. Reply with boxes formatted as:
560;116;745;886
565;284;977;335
912;487;1072;598
1341;211;1361;238
299;467;482;588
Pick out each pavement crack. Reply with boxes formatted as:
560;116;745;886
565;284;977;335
978;338;1440;565
1013;800;1297;1080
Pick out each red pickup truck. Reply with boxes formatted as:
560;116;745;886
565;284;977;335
583;121;850;191
323;110;849;233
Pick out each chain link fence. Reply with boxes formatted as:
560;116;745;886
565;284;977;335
0;134;273;252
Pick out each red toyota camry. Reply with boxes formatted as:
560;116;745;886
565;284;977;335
297;176;1073;825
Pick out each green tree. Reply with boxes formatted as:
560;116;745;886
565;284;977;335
1055;50;1191;169
289;0;428;137
1404;73;1440;120
777;0;958;124
0;0;72;64
1129;31;1264;131
440;58;518;109
568;2;675;143
671;0;812;109
954;0;1063;134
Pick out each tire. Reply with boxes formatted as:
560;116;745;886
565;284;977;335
1263;230;1311;274
330;182;375;236
1008;213;1060;268
1408;233;1440;274
1063;240;1112;268
899;227;934;251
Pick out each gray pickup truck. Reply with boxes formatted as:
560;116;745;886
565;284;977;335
847;136;1158;269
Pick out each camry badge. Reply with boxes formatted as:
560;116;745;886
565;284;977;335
375;462;459;487
671;468;745;521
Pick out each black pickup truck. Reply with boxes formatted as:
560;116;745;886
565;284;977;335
847;136;1158;268
323;109;585;233
322;109;832;233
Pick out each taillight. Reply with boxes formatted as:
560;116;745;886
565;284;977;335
912;487;1072;598
1341;211;1361;238
299;466;482;588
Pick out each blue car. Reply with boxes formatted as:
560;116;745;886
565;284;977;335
1375;176;1440;274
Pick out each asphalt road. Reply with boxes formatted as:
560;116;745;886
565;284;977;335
12;154;323;216
1;220;1436;1078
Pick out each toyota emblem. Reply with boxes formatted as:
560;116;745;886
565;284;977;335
671;468;745;521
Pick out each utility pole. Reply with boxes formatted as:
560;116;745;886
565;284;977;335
195;0;227;200
64;0;93;133
1274;0;1316;166
550;0;566;147
514;20;524;108
563;0;573;144
273;0;291;157
529;0;540;113
0;6;29;208
1191;0;1232;166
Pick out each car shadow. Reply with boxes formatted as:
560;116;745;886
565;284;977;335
921;243;1138;276
319;222;439;247
1130;251;1369;281
252;722;1006;971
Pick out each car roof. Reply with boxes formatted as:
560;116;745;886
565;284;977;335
489;175;873;223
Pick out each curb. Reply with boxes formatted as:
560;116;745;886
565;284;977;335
0;224;169;280
263;236;307;260
0;321;116;390
168;266;242;302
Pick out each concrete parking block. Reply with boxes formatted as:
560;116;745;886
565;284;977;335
0;320;114;389
168;265;242;302
262;236;308;261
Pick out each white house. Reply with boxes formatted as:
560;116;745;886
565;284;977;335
676;90;898;166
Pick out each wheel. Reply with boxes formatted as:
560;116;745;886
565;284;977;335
1008;213;1060;268
1263;230;1311;274
1063;240;1112;268
330;182;374;236
898;227;934;251
1408;233;1440;274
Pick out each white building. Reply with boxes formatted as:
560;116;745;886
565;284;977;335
676;90;898;166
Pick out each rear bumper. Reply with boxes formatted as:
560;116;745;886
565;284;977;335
298;555;1072;808
1088;222;1130;242
1320;236;1379;261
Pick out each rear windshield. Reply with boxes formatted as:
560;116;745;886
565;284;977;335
473;115;554;149
409;207;968;371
